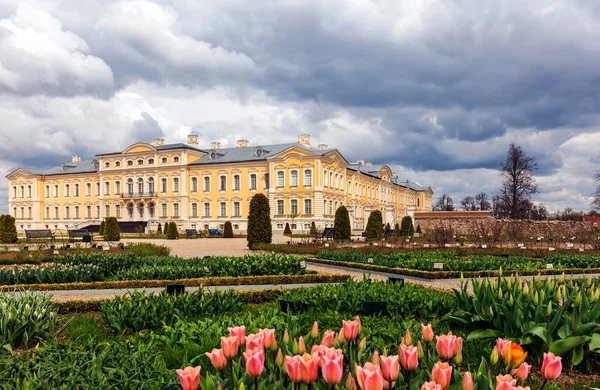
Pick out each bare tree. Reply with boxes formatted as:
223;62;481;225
594;166;600;210
474;192;491;211
433;194;455;211
499;143;539;219
460;196;476;211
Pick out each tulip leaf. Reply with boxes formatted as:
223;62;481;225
589;333;600;352
549;336;592;356
467;329;503;340
522;325;549;345
572;344;584;366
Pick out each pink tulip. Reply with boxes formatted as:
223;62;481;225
342;319;360;341
300;352;320;384
421;382;442;390
380;355;399;383
312;321;319;339
462;372;473;390
221;336;239;360
356;315;362;334
495;374;516;390
246;333;265;351
285;355;303;383
260;329;277;350
513;387;531;390
311;344;325;356
319;346;343;360
421;324;434;343
435;334;459;360
356;362;384;390
321;353;344;386
511;362;531;382
431;361;453;389
228;326;246;347
541;352;562;381
495;338;512;359
176;366;201;390
205;348;227;370
346;373;358;390
243;347;265;378
400;344;419;371
322;330;335;347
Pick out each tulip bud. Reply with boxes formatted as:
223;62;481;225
372;350;380;365
460;272;464;284
293;338;299;354
355;316;362;335
358;337;367;352
239;384;246;390
535;273;541;284
503;343;512;367
345;372;357;390
338;329;346;345
311;322;319;339
575;292;582;307
405;329;412;346
523;282;529;296
556;286;562;302
453;348;463;365
298;336;306;355
540;289;546;303
533;291;539;305
547;301;553;317
586;276;592;288
490;346;499;365
509;294;514;307
383;347;388;357
283;328;290;344
276;348;283;366
417;340;424;360
488;305;494;317
559;272;565;283
498;287;503;300
498;266;503;277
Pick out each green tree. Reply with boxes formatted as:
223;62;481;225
384;223;391;237
166;222;179;239
309;221;317;236
334;205;351;240
223;221;234;238
365;210;383;240
284;222;292;236
416;224;422;234
401;216;414;236
0;214;18;244
98;220;105;236
247;193;272;249
103;217;121;242
157;222;162;235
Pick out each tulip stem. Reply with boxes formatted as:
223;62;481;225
254;376;258;390
539;379;548;390
425;343;429;363
406;370;411;390
347;341;352;374
229;360;235;390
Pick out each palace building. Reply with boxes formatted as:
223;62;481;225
6;134;433;233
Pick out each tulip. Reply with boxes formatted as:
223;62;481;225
298;336;306;355
300;353;320;384
356;316;362;335
511;362;531;382
417;340;424;360
421;381;442;390
495;338;512;359
513;387;531;390
228;326;246;347
372;350;380;365
205;349;227;371
541;352;562;381
490;346;499;365
405;328;413;346
431;362;452;389
495;374;516;390
243;347;265;378
312;321;319;339
338;328;347;345
380;355;399;383
462;372;473;390
356;362;384;390
246;333;265;351
400;345;418;371
342;319;360;342
312;344;325;357
421;324;434;343
260;329;277;351
285;355;303;383
293;338;299;354
435;334;459;361
221;336;239;360
176;366;201;390
321;353;344;386
322;330;335;347
346;373;357;390
453;338;463;365
283;328;290;344
359;337;367;352
276;348;283;366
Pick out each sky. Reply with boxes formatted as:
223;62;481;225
0;0;599;213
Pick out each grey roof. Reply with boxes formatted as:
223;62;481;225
96;143;205;156
190;142;318;165
348;163;427;191
30;160;99;176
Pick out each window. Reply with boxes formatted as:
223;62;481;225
105;182;110;195
233;201;240;217
417;198;421;207
19;185;24;198
250;174;257;190
161;178;167;193
45;185;50;198
161;204;168;217
334;173;338;189
329;200;333;215
74;184;79;197
54;207;59;219
340;175;344;190
12;207;16;217
28;207;32;219
277;200;284;215
191;203;198;217
138;178;144;194
96;206;100;218
291;171;298;187
276;223;283;230
54;185;59;197
105;161;110;168
304;199;312;215
219;202;227;217
173;203;179;217
127;179;134;194
65;206;70;219
105;205;110;217
65;184;70;197
304;170;312;186
12;186;16;198
161;157;167;164
191;177;198;192
173;156;180;163
148;158;154;165
277;171;284;187
233;224;239;230
291;223;297;230
264;173;270;189
86;183;91;196
116;205;121;218
87;206;91;219
219;176;226;191
115;161;121;167
27;185;32;198
127;160;133;166
290;199;298;216
233;175;240;191
204;202;210;217
115;181;121;195
173;177;180;193
74;206;79;219
45;207;50;219
135;159;142;166
147;178;154;194
324;171;328;187
96;182;100;196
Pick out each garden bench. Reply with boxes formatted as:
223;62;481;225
185;229;200;239
25;229;55;243
314;227;335;242
67;229;92;243
208;228;223;237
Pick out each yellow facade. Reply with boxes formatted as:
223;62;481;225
6;134;433;232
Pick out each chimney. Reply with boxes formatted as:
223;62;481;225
356;159;365;166
153;138;165;147
237;139;249;148
365;161;373;167
187;133;199;147
72;155;81;163
298;134;311;147
318;144;328;151
211;141;221;150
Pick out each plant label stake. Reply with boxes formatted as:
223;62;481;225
434;263;444;270
373;242;378;246
423;244;430;248
386;243;392;248
548;247;555;251
300;260;306;268
481;244;487;249
413;233;420;238
324;243;329;247
579;248;585;252
368;258;374;264
517;243;524;248
546;263;553;269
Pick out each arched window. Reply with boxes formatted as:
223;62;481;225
173;156;180;163
290;170;298;187
148;178;154;194
417;197;421;207
127;160;133;166
147;158;154;165
161;157;167;164
137;178;144;194
324;170;328;187
104;161;110;168
161;178;167;193
115;161;121;167
137;159;143;166
127;179;134;195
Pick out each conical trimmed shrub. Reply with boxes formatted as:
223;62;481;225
103;217;121;242
247;193;272;249
223;221;234;238
365;210;383;240
333;206;351;240
0;214;18;244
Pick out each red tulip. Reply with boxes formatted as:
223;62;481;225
285;355;303;383
380;355;399;383
431;361;453;389
495;338;512;359
541;352;562;381
205;348;227;370
228;326;246;347
322;330;335;347
400;344;419;371
221;336;239;360
511;362;531;382
246;333;265;351
342;319;360;341
421;382;442;390
176;366;201;390
421;324;434;343
495;374;516;390
300;352;320;384
260;328;277;350
356;362;384;390
435;334;459;360
462;372;473;390
321;353;344;386
243;347;265;378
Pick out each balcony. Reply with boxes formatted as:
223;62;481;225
121;192;157;199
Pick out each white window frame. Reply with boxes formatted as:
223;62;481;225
203;202;210;217
277;199;284;215
277;171;285;187
191;177;198;192
191;202;198;217
304;170;312;187
173;177;180;193
233;175;240;191
304;199;312;215
250;174;257;190
219;202;227;217
161;178;167;193
161;203;168;217
233;201;240;217
173;203;180;217
219;175;227;191
290;199;298;216
290;170;298;187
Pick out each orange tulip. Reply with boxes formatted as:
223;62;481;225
400;344;419;371
246;333;265;351
342;319;360;341
220;336;239;359
356;362;384;390
431;361;452;389
300;353;320;384
243;347;265;378
495;374;516;390
435;333;459;360
462;372;473;390
380;355;399;383
260;328;277;350
321;353;344;386
312;321;319;339
507;343;527;368
421;382;442;390
176;366;201;390
298;335;306;355
205;348;227;370
346;373;358;390
228;326;246;347
511;362;531;381
421;324;434;343
285;355;303;383
322;330;335;347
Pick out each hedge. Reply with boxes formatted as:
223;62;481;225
0;273;350;292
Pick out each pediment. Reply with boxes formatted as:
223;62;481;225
122;143;157;154
6;168;35;180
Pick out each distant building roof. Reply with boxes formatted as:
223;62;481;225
348;163;427;191
190;142;320;165
96;143;205;156
30;160;99;176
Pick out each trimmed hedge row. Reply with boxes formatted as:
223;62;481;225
307;258;600;279
1;273;350;292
